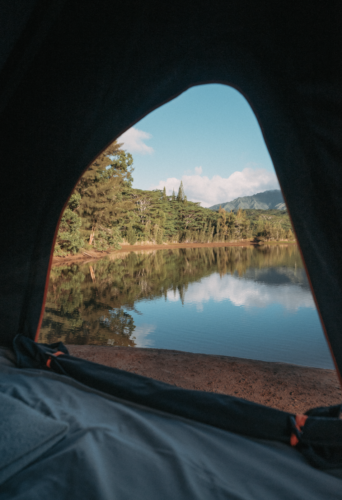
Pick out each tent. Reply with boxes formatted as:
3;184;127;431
0;1;341;497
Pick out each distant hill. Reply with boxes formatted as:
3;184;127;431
209;190;285;211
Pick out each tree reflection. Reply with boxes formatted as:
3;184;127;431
39;245;302;345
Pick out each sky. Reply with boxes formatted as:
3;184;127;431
118;84;280;208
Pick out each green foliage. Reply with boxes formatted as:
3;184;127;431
74;139;134;250
92;226;122;251
114;185;219;244
126;225;137;245
55;193;84;255
286;228;294;239
243;209;294;241
54;152;295;256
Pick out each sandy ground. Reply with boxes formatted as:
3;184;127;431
66;346;341;414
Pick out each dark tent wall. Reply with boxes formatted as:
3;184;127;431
1;1;342;379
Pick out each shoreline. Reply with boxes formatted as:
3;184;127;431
53;240;296;265
66;346;341;413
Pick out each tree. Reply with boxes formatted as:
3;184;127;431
54;140;296;255
234;209;250;239
262;221;274;240
126;224;137;245
75;140;134;250
177;181;185;202
256;217;265;237
286;228;294;240
217;206;228;239
55;193;84;255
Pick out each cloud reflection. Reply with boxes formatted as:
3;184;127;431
132;324;155;347
167;273;315;311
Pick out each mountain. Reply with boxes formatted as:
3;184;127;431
209;190;285;211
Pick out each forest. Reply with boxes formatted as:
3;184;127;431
55;140;295;256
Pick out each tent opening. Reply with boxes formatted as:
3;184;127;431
38;84;340;414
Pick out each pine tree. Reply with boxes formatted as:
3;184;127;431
177;181;185;202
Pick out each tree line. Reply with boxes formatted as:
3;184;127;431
55;140;295;255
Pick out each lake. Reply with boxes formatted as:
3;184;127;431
39;245;334;369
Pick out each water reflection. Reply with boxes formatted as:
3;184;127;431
40;245;333;368
176;272;315;310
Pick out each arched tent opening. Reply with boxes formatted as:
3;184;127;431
5;68;342;382
1;1;342;496
39;83;337;414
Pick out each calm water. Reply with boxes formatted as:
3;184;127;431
40;245;334;368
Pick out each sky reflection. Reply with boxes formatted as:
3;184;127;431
40;246;333;368
167;272;315;311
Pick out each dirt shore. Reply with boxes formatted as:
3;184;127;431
66;345;341;414
53;240;296;265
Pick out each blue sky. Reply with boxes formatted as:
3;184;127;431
118;84;280;207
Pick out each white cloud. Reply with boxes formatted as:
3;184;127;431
167;274;315;312
152;167;279;207
118;127;154;155
131;324;155;347
194;166;203;174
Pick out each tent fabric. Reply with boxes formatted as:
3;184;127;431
11;335;342;471
0;391;69;485
0;1;342;381
1;349;341;499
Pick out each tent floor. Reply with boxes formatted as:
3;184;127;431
66;346;341;413
1;350;342;498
